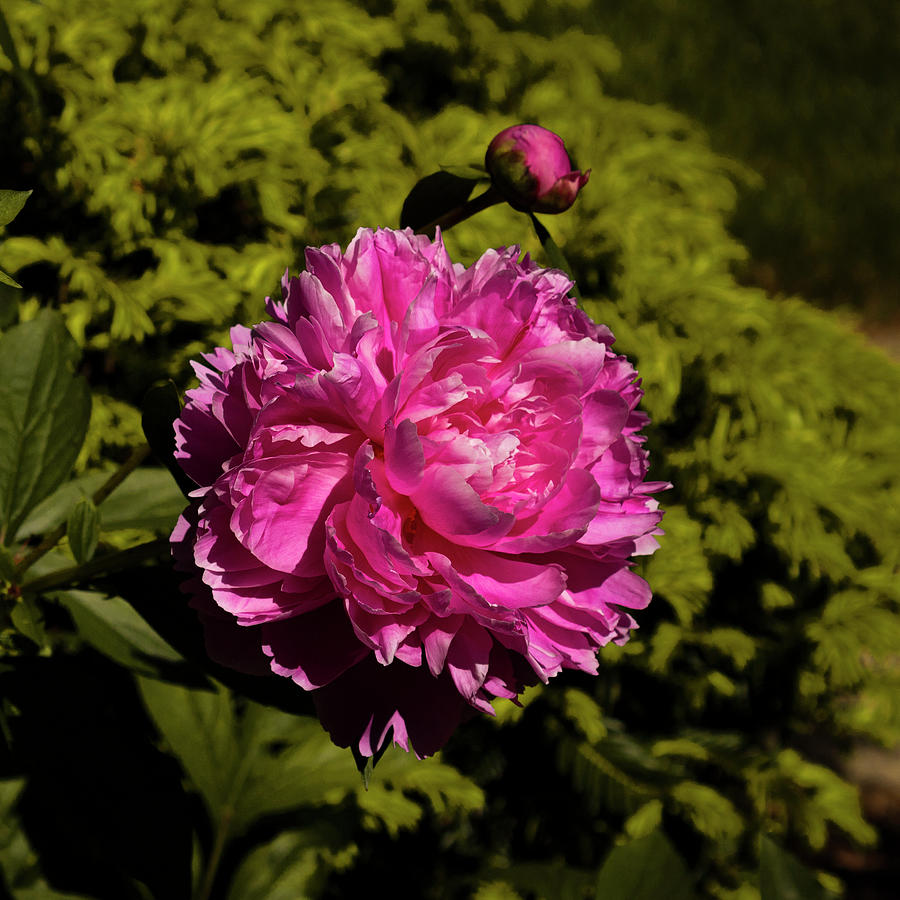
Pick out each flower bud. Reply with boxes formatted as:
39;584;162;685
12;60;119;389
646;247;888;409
485;124;590;214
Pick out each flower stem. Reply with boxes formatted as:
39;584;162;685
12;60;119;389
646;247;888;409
417;185;504;237
195;808;232;900
21;538;169;595
12;444;151;582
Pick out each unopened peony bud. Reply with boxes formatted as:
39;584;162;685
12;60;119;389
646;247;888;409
485;124;590;214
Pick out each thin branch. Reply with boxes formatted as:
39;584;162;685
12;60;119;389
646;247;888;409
416;185;504;237
21;538;169;595
13;443;151;581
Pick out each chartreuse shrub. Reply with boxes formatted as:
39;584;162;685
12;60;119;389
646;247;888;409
1;0;899;898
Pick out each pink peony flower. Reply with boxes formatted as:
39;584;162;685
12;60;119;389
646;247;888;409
172;228;667;757
485;124;590;214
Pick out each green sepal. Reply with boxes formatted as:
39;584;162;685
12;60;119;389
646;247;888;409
351;736;391;787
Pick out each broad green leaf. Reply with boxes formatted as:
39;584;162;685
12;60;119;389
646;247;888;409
0;190;31;228
0;268;21;289
0;311;91;544
141;382;195;499
399;170;484;231
67;498;100;564
15;472;107;541
137;678;360;838
95;468;187;533
759;835;831;900
16;468;185;541
9;596;47;648
228;704;363;826
594;830;695;900
138;677;239;822
58;590;185;678
356;781;423;835
227;828;353;900
368;745;484;819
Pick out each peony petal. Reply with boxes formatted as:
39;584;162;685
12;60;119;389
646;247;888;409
384;418;425;494
412;466;515;547
312;654;470;758
173;227;666;759
261;600;368;690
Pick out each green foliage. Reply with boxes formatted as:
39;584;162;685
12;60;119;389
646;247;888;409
58;590;184;679
0;0;897;897
0;779;93;899
758;835;835;900
593;830;694;900
135;676;482;896
66;498;100;564
0;311;90;544
0;188;30;287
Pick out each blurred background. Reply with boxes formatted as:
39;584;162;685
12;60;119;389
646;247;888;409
593;0;900;352
1;1;899;898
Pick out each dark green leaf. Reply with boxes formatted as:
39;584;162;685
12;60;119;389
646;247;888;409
594;830;695;900
67;498;100;564
0;7;23;70
759;835;831;900
0;311;91;544
100;562;317;718
9;596;46;647
56;590;194;683
0;545;14;581
400;170;483;231
95;468;187;532
138;679;359;837
16;468;185;541
14;473;107;540
0;283;19;324
226;829;338;900
0;777;96;899
0;189;31;228
141;382;194;498
0;268;21;289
